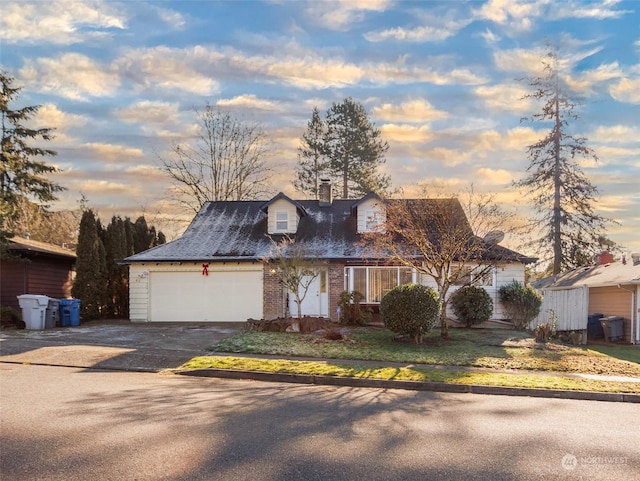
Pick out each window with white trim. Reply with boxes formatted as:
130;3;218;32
276;211;288;231
451;265;495;287
473;268;494;287
344;266;415;303
365;210;383;231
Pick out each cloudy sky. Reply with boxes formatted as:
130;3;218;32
1;0;638;256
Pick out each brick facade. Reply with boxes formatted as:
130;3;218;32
263;262;345;321
263;264;286;319
328;261;346;322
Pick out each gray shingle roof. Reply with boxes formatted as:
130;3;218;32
123;199;362;263
123;196;533;264
533;261;640;289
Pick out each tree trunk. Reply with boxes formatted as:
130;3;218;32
552;72;563;275
343;163;348;198
439;299;449;339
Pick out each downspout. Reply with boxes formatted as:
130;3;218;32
617;284;636;344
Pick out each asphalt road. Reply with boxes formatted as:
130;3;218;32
1;364;639;481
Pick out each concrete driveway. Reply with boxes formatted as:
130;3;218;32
0;320;244;372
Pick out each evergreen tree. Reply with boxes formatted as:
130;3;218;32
124;217;135;256
132;216;154;253
103;216;129;318
72;210;106;321
1;70;64;224
324;97;390;198
155;230;166;246
294;107;330;199
516;46;611;274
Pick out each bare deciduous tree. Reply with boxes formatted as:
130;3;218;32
5;194;79;247
160;104;274;213
362;185;521;338
262;235;319;328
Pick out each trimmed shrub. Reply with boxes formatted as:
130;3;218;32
380;284;440;343
338;290;372;326
498;280;542;330
450;286;494;327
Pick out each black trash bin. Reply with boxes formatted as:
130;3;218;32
600;316;624;342
587;312;604;339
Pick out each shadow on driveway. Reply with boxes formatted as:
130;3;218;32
0;319;244;372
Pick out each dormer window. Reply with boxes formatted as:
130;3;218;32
261;192;308;235
365;210;383;231
353;193;386;233
276;211;288;232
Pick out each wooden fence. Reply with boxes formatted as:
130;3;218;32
531;285;589;331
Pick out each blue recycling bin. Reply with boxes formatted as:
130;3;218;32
59;299;81;327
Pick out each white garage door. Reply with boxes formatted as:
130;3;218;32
149;268;263;322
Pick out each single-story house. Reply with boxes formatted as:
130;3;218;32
0;236;76;311
532;253;640;344
122;183;535;323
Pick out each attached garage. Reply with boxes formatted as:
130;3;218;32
129;263;263;322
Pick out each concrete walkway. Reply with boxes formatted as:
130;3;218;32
1;320;639;403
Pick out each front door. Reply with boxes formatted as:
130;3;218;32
289;269;328;318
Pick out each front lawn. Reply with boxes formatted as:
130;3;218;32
209;327;640;377
180;355;640;394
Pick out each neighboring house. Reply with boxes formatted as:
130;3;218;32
532;253;640;344
0;236;76;311
122;182;535;324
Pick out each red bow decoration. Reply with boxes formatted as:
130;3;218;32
202;263;209;276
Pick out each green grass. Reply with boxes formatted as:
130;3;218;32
180;355;640;394
586;344;640;365
209;327;640;377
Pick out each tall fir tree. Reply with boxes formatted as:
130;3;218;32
294;107;330;199
72;210;106;321
132;216;154;253
155;230;166;246
130;215;164;252
516;46;611;275
324;97;390;199
103;216;130;318
1;70;64;224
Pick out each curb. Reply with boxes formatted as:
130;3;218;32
0;359;162;373
177;368;640;403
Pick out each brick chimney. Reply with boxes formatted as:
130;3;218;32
596;251;614;266
318;178;332;207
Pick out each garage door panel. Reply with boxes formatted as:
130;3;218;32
150;269;262;322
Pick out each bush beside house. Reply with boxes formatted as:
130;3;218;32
499;281;542;330
380;284;440;343
450;286;494;327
